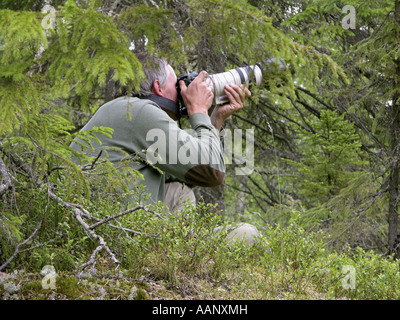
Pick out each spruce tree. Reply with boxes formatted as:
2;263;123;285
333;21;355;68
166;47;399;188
0;0;375;272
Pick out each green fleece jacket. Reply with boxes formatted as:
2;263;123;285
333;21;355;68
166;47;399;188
70;96;226;204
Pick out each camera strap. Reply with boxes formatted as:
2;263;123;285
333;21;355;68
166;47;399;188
136;94;180;118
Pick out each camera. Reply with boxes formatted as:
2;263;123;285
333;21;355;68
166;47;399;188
176;58;286;117
176;64;262;116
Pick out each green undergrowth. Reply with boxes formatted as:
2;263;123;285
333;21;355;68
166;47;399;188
1;206;400;300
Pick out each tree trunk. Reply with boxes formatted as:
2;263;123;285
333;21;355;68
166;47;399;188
388;146;400;257
235;190;246;221
388;0;400;257
388;86;400;257
104;69;116;102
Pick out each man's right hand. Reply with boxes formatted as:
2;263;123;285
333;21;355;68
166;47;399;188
179;71;214;116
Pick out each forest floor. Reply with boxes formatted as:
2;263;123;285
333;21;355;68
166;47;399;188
0;265;331;301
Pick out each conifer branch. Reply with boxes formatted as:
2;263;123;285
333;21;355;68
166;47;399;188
0;144;34;179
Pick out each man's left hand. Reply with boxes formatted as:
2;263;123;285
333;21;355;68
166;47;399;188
210;84;251;131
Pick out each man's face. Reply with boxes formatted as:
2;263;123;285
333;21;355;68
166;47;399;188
162;65;178;102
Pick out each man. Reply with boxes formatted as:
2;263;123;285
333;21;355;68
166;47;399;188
70;52;260;244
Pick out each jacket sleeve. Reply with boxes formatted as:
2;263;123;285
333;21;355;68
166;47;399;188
133;102;226;187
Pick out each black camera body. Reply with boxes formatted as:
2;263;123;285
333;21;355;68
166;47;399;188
176;72;198;116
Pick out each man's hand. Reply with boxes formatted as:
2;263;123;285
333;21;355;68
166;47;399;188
211;84;251;131
179;71;214;116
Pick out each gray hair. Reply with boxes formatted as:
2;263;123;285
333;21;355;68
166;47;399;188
136;52;170;96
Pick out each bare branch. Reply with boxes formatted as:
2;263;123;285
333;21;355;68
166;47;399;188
89;205;162;230
44;185;121;270
81;150;104;171
295;86;334;111
0;221;42;271
78;245;104;279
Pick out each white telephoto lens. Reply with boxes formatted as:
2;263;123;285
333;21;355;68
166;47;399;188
208;65;262;104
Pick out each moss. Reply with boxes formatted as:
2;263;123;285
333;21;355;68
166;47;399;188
21;280;46;299
55;275;81;298
22;280;43;292
135;288;149;300
20;274;82;299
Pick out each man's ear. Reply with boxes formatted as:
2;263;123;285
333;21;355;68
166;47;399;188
152;79;164;96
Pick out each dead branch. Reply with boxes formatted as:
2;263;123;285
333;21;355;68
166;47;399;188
258;98;314;134
89;205;162;230
295;86;334;111
0;221;42;271
112;218;151;252
81;150;104;171
42;183;121;271
78;245;104;279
